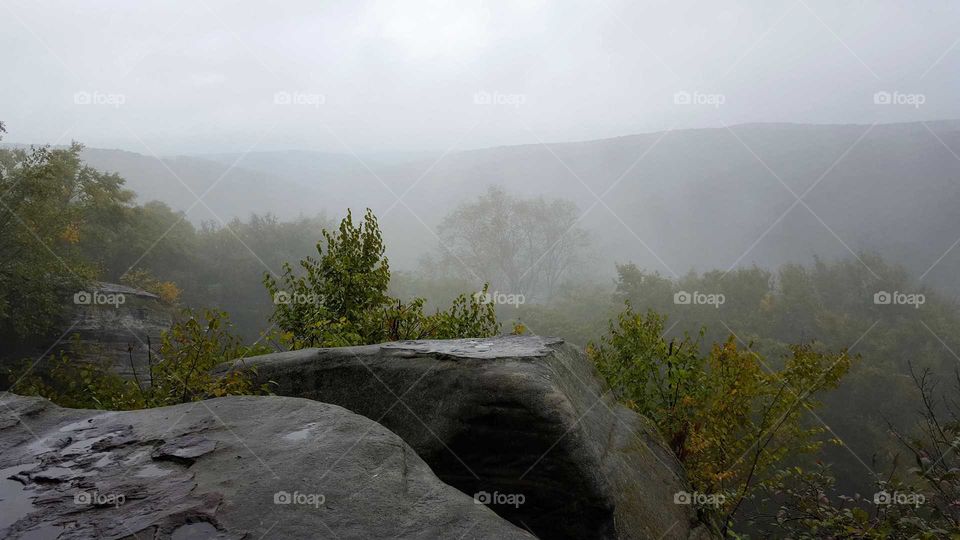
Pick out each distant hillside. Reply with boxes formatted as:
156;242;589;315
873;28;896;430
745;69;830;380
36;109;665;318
9;121;960;293
386;120;960;293
76;149;316;223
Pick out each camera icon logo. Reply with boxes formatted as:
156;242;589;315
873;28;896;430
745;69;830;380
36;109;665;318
673;91;692;105
273;291;291;305
873;91;892;105
474;491;491;505
873;291;892;305
274;91;292;105
673;291;692;305
74;491;92;505
74;291;93;305
874;490;891;505
473;91;492;105
274;490;292;504
73;91;92;105
673;491;692;505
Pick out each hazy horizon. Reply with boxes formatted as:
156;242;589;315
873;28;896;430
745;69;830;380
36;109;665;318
4;0;960;155
7;118;960;159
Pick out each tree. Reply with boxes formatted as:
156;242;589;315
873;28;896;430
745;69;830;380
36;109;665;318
0;140;134;342
589;306;853;534
436;186;589;301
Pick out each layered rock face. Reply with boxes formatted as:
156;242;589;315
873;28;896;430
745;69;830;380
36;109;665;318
1;282;172;387
0;393;531;539
240;336;707;540
62;283;172;380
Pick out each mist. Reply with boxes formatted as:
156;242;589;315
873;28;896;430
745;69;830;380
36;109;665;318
4;0;960;153
2;2;960;539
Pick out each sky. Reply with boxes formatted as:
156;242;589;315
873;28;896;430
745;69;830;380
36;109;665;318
2;0;959;154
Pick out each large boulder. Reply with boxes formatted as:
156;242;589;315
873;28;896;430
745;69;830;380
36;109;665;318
238;336;708;539
0;392;532;539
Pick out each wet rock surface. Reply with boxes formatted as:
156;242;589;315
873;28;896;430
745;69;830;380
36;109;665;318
0;393;532;539
240;335;708;540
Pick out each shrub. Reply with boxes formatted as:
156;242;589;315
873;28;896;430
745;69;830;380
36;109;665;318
8;309;270;410
121;268;182;305
264;209;499;348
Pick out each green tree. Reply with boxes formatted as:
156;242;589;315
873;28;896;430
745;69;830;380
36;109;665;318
589;305;853;534
0;139;134;342
265;209;499;348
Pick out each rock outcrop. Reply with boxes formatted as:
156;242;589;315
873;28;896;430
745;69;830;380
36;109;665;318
1;282;172;387
61;282;173;379
237;336;707;539
0;392;532;539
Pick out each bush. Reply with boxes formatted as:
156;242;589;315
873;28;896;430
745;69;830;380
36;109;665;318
120;268;182;305
8;309;270;410
264;209;498;348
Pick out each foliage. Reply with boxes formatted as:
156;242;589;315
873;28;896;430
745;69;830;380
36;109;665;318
186;213;331;340
435;186;591;301
589;305;853;533
8;310;271;410
750;465;953;539
749;365;960;538
0;141;133;342
514;281;616;346
121;268;182;305
613;254;960;501
265;209;499;349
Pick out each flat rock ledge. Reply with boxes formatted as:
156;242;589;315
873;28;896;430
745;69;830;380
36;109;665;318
237;335;711;540
0;393;533;540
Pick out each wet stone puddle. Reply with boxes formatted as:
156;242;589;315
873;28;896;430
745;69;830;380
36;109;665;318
0;463;66;539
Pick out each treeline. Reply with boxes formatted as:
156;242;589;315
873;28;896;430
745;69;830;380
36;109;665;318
4;133;959;536
0;137;333;343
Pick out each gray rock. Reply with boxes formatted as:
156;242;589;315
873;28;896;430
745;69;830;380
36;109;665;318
1;282;172;385
237;335;708;539
0;392;532;539
61;282;173;380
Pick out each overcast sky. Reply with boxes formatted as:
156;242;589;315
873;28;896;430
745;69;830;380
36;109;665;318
2;0;959;154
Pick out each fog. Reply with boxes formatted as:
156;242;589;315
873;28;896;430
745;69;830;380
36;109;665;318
3;2;960;538
3;0;960;153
